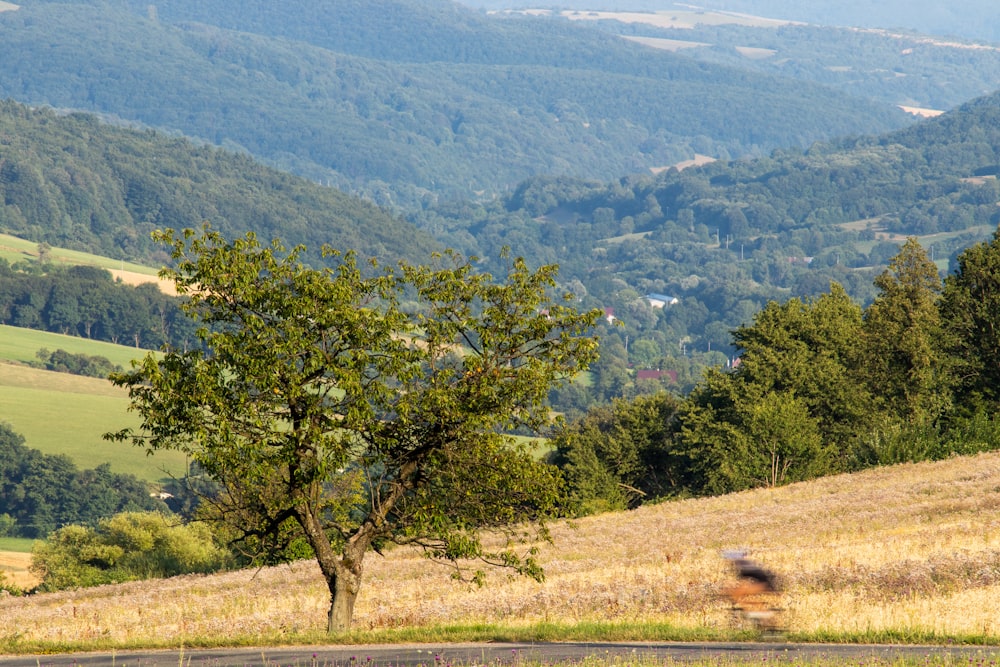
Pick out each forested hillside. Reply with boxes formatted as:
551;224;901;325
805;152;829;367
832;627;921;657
0;0;911;206
0;101;439;263
413;90;1000;405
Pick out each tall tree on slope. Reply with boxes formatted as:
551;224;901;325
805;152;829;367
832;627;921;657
108;227;600;632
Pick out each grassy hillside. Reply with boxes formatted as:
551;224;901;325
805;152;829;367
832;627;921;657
0;232;158;277
3;451;1000;650
0;327;185;482
0;324;154;369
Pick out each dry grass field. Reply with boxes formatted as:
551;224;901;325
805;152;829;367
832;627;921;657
0;552;35;590
4;451;1000;651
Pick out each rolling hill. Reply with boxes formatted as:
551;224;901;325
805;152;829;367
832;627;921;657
0;100;440;264
0;0;913;207
0;325;187;482
409;88;1000;398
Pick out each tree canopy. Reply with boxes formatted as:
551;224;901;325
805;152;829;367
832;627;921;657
108;227;600;631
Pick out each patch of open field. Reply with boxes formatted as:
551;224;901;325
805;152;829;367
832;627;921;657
0;232;174;294
4;452;1000;648
0;324;151;368
0;551;37;591
651;154;716;174
899;106;945;118
0;361;187;482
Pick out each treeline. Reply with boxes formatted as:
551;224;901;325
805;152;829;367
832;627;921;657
552;233;1000;513
0;424;166;539
0;260;195;349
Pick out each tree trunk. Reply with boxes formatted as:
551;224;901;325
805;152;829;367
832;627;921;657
293;494;367;633
327;567;362;633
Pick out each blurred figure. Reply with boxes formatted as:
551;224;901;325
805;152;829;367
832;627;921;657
721;550;783;633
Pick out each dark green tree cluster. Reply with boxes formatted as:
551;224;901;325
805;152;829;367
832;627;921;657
0;260;195;349
0;100;438;264
0;424;165;539
32;348;121;378
555;234;1000;510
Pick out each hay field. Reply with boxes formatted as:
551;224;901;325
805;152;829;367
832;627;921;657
4;452;1000;649
0;552;36;590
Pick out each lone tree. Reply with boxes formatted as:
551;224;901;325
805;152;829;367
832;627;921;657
108;228;600;632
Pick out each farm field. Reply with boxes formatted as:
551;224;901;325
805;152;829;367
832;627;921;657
0;232;158;278
3;451;1000;651
0;324;152;369
0;326;186;483
0;232;173;294
0;539;38;593
0;361;187;482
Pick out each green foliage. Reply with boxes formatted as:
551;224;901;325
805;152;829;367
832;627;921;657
30;511;231;592
108;227;600;631
553;231;1000;510
940;227;1000;413
862;238;952;423
550;392;685;514
415;94;1000;406
0;100;439;264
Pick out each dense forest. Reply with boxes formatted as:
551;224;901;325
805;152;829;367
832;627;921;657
552;234;1000;514
411;91;1000;406
0;260;193;349
0;0;912;207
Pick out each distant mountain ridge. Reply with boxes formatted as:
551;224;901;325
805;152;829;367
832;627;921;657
0;0;912;207
456;0;1000;43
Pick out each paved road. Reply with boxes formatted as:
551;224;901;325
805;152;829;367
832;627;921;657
2;642;1000;667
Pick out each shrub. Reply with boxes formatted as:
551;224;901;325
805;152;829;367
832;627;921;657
31;512;232;591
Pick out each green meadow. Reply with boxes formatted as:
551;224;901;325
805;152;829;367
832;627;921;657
0;323;152;368
0;231;159;275
0;326;186;484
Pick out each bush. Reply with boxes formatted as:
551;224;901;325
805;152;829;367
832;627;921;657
31;512;232;591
